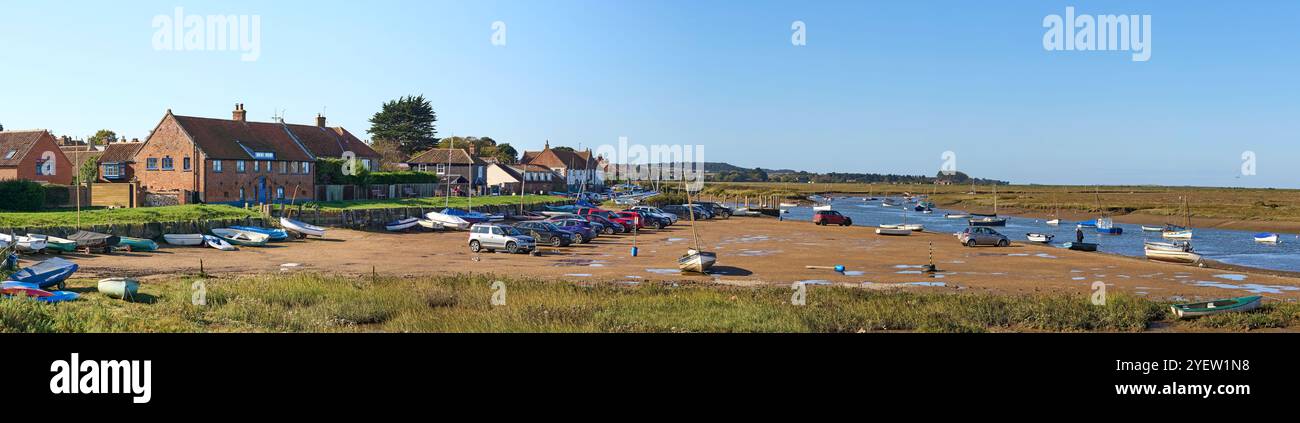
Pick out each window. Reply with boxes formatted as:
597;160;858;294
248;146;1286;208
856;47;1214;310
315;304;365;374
3;150;15;160
146;158;159;170
253;152;275;160
435;163;446;174
280;161;287;174
302;162;310;174
239;188;245;201
253;161;260;172
183;157;192;171
237;160;246;172
276;187;285;200
361;159;372;171
103;163;122;178
161;156;174;170
213;160;223;173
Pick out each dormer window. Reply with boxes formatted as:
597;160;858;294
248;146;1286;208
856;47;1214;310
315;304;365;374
3;150;15;160
253;152;275;160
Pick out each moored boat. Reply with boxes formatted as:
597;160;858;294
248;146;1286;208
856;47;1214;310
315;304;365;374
1144;247;1203;265
163;233;205;246
1144;241;1192;252
1254;233;1280;243
1095;217;1123;235
229;225;290;241
1141;225;1165;232
280;217;326;237
677;249;717;273
1045;219;1061;226
1064;242;1098;252
385;217;420;232
1162;229;1193;240
204;235;236;251
945;213;970;219
118;236;158;252
812;204;833;211
1026;233;1054;243
1170;296;1262;319
211;228;271;247
875;228;912;236
969;216;1007;227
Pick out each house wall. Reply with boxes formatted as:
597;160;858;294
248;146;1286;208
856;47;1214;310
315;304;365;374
201;157;314;204
4;132;74;185
134;116;203;194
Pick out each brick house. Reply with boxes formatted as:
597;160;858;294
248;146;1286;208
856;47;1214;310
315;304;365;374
96;141;145;183
405;147;486;195
133;105;318;204
485;163;561;195
0;130;74;185
519;141;603;191
284;114;381;170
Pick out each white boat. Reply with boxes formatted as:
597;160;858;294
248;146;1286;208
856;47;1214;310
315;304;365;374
203;235;236;251
1026;233;1054;243
678;249;717;273
385;217;420;232
779;202;798;208
1144;241;1192;252
1162;229;1193;240
812;205;833;211
97;277;139;300
1254;233;1280;243
945;213;970;219
281;217;326;237
425;211;470;230
901;224;924;232
1144;247;1203;265
1141;226;1165;232
0;233;46;253
876;228;912;236
163;233;205;246
211;228;271;246
1045;219;1061;226
1162;197;1194;240
879;224;902;230
417;219;442;230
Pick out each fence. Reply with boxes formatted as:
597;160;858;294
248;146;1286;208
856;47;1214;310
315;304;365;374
317;183;440;202
91;183;137;208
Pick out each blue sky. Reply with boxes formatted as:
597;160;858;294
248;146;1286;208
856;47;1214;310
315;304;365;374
1;0;1297;187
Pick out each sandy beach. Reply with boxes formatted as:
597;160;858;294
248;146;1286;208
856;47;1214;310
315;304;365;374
36;216;1300;304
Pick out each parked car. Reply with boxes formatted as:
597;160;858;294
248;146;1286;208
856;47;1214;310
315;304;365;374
662;204;712;220
813;210;853;226
957;227;1009;247
469;223;536;254
577;208;637;232
582;214;625;234
629;206;678;224
694;201;732;219
547;218;599;243
512;221;576;247
617;211;669;230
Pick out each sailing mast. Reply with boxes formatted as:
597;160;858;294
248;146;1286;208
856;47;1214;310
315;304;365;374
682;177;702;253
444;137;453;208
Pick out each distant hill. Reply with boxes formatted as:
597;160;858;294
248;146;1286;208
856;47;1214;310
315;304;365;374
612;162;1008;185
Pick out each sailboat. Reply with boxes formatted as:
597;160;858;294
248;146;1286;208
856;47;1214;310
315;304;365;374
968;185;1007;227
1045;193;1061;225
677;179;716;273
1162;197;1194;239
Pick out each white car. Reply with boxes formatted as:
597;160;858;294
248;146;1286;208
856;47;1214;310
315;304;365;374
468;224;536;254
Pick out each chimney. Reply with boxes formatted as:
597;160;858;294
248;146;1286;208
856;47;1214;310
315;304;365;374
316;114;327;127
468;144;477;155
233;103;247;122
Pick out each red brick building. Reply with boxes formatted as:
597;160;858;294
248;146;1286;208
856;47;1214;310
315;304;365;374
0;130;74;185
96;141;145;183
133;105;320;204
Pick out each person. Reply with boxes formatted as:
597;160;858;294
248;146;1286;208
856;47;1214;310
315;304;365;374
1075;226;1084;243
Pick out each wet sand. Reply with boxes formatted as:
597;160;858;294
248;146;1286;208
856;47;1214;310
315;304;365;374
32;217;1300;303
936;203;1300;235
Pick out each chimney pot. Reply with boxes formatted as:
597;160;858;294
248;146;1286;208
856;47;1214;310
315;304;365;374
233;104;247;122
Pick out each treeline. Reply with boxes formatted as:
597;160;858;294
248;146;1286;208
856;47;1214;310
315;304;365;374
706;168;1006;185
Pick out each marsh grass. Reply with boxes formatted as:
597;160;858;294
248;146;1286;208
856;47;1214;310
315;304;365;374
1;273;1294;332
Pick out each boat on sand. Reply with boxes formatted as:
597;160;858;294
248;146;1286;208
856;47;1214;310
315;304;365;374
1170;296;1261;319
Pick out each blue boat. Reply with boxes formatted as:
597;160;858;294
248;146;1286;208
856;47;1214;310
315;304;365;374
1076;220;1098;228
1;281;80;303
441;208;491;224
5;257;78;289
229;226;290;241
1095;217;1123;235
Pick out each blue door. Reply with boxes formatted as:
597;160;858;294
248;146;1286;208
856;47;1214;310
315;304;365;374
257;177;268;204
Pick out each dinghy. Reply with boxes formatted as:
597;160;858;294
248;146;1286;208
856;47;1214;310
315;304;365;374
1144;241;1192;252
204;235;236;251
1170;296;1262;319
1026;233;1054;243
1254;233;1280;243
1144;247;1203;265
875;228;912;236
902;224;924;232
28;234;76;253
280;217;326;237
118;236;158;252
97;277;139;300
1095;217;1123;235
417;219;443;230
968;216;1007;227
211;228;270;247
163;234;205;246
1045;219;1061;226
1064;242;1098;252
6;257;78;289
1;282;79;303
945;213;970;219
1162;229;1193;240
385;217;420;232
229;226;290;241
0;233;46;253
678;249;717;273
425;210;470;230
1076;220;1097;228
67;231;120;252
441;208;491;224
1141;226;1165;232
812;205;833;212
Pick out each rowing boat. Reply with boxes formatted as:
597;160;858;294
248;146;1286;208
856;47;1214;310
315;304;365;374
97;277;140;300
1170;296;1261;319
385;217;421;232
229;226;290;241
163;234;205;246
211;228;270;247
0;233;46;253
1254;233;1280;243
204;235;236;251
1141;226;1165;232
1144;241;1192;252
1064;242;1097;252
1045;219;1061;226
875;228;912;236
1144;247;1202;265
945;213;970;219
281;217;326;237
118;236;158;252
27;234;75;253
678;250;717;273
1026;233;1054;243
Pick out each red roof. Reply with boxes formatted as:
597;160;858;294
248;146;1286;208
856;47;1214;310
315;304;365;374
98;142;145;163
169;115;315;161
282;124;380;159
0;130;54;167
406;148;485;165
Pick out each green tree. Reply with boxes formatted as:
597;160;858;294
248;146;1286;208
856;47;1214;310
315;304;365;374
78;157;99;183
87;129;117;146
367;95;438;156
493;143;518;164
552;146;575;153
0;123;5;131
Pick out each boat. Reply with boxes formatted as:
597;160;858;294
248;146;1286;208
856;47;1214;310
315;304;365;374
0;233;46;253
118;236;159;252
163;234;205;246
1144;247;1203;265
1026;233;1054;243
1076;220;1097;228
204;235;236;251
901;224;924;232
440;208;492;224
229;226;290;241
210;228;270;247
280;217;326;237
880;199;899;207
812;204;833;212
779;202;799;208
1144;241;1192;252
1162;229;1193;239
1254;233;1280;243
969;216;1007;227
417;219;443;230
97;277;139;300
1141;226;1165;232
1;282;80;303
875;228;912;236
1170;296;1262;319
1045;219;1061;226
1095;216;1123;235
27;234;75;253
677;179;716;274
1064;242;1098;252
67;231;120;252
425;210;471;230
944;213;970;219
5;257;78;289
385;217;421;232
1162;197;1194;239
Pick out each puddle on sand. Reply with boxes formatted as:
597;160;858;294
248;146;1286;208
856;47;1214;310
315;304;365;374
906;282;946;287
896;270;923;275
842;271;865;276
1007;253;1030;257
894;265;926;269
1070;270;1083;273
737;249;780;257
1072;277;1086;281
1213;274;1248;282
564;273;592;277
646;268;681;275
553;258;607;268
1193;281;1299;294
625;275;644;279
666;238;688;243
1035;253;1057;259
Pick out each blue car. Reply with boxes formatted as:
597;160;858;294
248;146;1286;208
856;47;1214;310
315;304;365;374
547;218;599;243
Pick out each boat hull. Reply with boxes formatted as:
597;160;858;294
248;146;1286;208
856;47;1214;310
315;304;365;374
1171;296;1261;319
385;217;421;232
6;257;78;289
969;218;1007;227
875;228;912;236
229;226;290;241
426;212;470;230
204;235;236;251
1064;242;1098;252
1144;248;1203;265
677;252;717;273
1026;233;1054;243
1162;230;1193;240
1254;233;1280;243
119;237;158;251
211;229;270;246
280;217;326;237
163;234;205;246
0;234;46;253
97;278;140;300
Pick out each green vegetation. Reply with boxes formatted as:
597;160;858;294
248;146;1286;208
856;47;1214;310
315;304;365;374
316;158;439;185
0;180;46;211
367;94;438;155
8;273;1276;333
0;204;260;227
306;194;564;211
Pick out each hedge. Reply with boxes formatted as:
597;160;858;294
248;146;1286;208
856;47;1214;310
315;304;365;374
315;159;439;185
0;180;46;211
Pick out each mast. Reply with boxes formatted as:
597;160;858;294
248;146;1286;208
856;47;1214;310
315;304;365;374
682;177;702;253
444;137;453;208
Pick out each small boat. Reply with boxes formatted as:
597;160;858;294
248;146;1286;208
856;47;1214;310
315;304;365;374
678;249;717;273
204;235;236;251
1095;217;1123;235
1254;233;1280;243
1045;219;1061;226
28;234;76;253
1026;233;1054;243
901;224;924;232
97;277;139;300
1;282;79;303
385;217;420;232
426;211;471;230
1141;225;1165;232
1170;296;1262;319
441;208;492;224
1076;220;1097;228
210;228;270;247
163;234;205;246
945;213;970;219
1144;247;1203;265
118;236;158;252
812;205;833;212
880;199;899;207
969;217;1007;227
67;231;120;252
229;226;290;241
779;202;799;208
1164;198;1194;240
1144;241;1192;252
280;217;326;237
0;233;46;253
417;219;443;230
5;257;78;289
1162;229;1193;240
1064;242;1098;252
876;228;912;236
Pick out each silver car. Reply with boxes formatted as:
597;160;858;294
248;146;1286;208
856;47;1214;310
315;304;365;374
469;223;536;254
957;227;1009;247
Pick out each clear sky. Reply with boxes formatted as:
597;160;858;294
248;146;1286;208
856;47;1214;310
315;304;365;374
2;1;1297;187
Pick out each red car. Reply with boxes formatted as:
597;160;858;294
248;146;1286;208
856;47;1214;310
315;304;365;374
813;210;853;226
577;208;636;232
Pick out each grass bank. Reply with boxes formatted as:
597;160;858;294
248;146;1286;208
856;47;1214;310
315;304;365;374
0;204;261;228
5;273;1292;333
306;195;566;211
